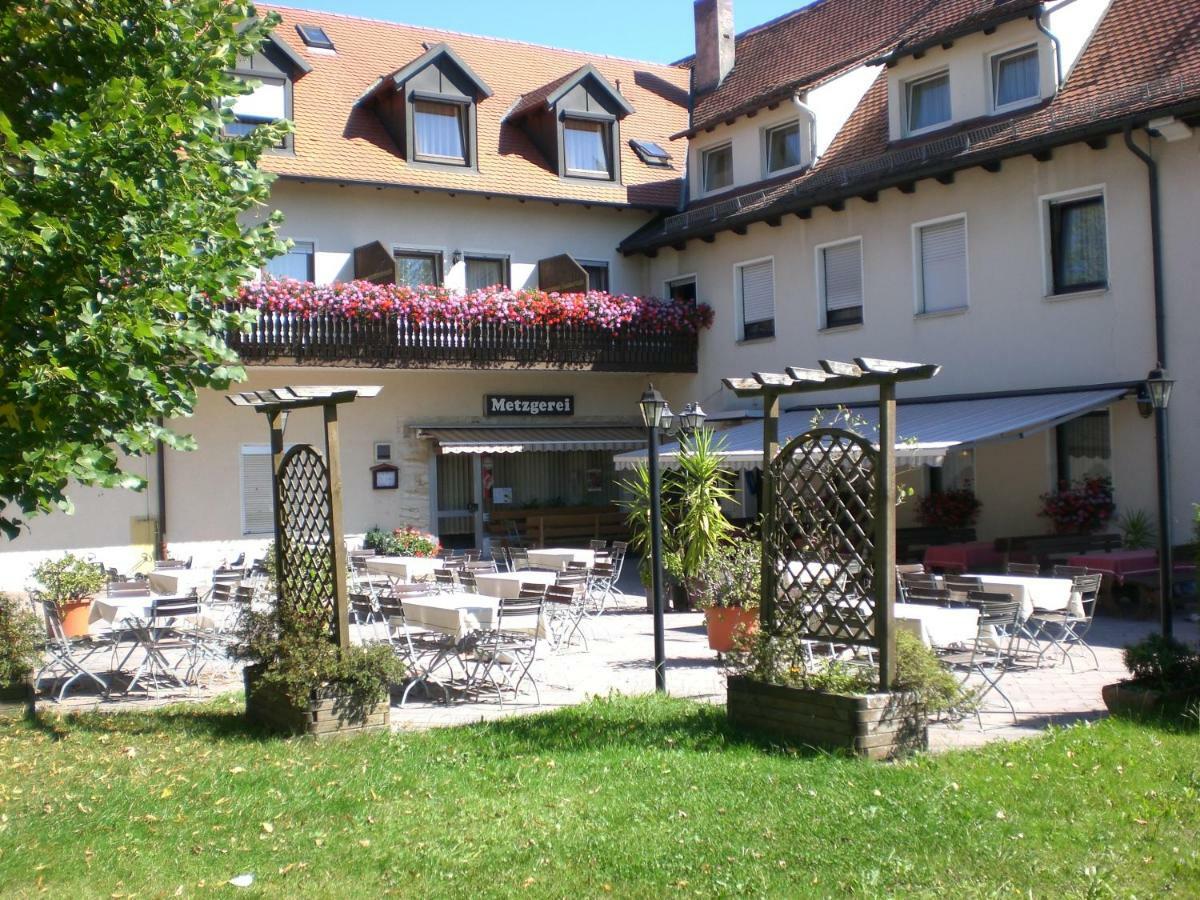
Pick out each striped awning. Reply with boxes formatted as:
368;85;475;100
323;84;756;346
418;425;646;455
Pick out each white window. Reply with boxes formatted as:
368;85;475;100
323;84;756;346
1046;191;1108;295
915;217;968;314
764;121;802;174
991;45;1040;111
563;119;612;177
395;249;442;287
578;260;609;292
264;240;313;282
229;78;286;134
666;275;697;304
240;446;274;536
818;239;863;328
702;143;733;193
906;71;951;134
464;255;509;291
736;259;774;340
413;100;467;163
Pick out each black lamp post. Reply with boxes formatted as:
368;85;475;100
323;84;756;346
639;385;707;693
1145;366;1175;638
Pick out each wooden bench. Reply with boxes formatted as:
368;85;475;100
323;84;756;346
487;505;629;548
993;532;1122;568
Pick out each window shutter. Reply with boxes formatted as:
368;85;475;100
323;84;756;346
919;220;967;312
823;242;862;312
740;261;774;325
241;450;274;536
353;240;395;285
537;254;587;293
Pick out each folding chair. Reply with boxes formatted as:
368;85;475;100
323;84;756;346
584;562;617;618
898;572;937;602
1005;561;1041;576
376;587;457;705
895;562;926;577
941;591;1022;725
944;575;982;605
589;539;609;552
544;582;588;652
508;547;531;572
1052;564;1090;579
432;570;458;594
33;597;110;701
1028;573;1103;671
904;586;953;608
458;571;478;594
470;590;546;706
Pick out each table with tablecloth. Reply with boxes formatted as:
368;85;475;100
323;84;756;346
1066;550;1196;586
396;591;545;638
365;556;444;583
526;548;596;570
894;602;980;649
968;574;1080;619
146;568;213;597
923;541;1005;573
474;570;557;600
89;594;220;691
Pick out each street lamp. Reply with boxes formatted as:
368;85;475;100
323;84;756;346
639;385;708;693
1145;366;1175;637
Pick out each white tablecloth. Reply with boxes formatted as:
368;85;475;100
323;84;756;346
396;592;544;638
894;602;980;649
89;595;221;630
474;570;557;599
969;574;1080;618
147;568;213;596
365;556;444;582
527;548;595;570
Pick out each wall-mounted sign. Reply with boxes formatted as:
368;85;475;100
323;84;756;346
371;463;398;490
485;395;574;417
492;487;513;505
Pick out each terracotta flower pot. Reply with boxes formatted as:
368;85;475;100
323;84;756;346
59;599;94;638
704;606;759;653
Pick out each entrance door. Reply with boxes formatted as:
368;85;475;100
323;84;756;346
435;455;478;548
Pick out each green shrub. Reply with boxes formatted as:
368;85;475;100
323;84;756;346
0;594;42;685
691;538;761;610
1118;509;1157;550
1123;634;1200;694
29;553;106;611
363;526;440;558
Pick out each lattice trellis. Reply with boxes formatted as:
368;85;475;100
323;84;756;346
276;444;337;639
766;428;878;647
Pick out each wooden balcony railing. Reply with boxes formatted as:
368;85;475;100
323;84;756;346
227;309;699;372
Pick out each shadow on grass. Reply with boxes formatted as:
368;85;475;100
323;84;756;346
27;696;280;743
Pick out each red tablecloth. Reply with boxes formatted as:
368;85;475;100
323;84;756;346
1067;550;1196;585
924;541;1005;573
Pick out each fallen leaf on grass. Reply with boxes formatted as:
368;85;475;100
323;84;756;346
261;822;274;834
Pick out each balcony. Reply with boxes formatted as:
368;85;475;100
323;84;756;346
227;280;708;373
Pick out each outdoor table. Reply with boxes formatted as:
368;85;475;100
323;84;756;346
923;541;1004;573
966;574;1079;619
365;555;444;583
147;567;213;596
527;548;596;570
397;591;545;639
474;570;557;600
894;602;979;649
88;594;209;692
1066;550;1196;586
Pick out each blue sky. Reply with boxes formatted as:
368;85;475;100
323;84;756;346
271;0;814;63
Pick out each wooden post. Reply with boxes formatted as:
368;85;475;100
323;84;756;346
759;390;781;631
323;402;351;651
875;382;897;691
268;411;287;612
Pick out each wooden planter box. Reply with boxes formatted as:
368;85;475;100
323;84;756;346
1101;681;1199;719
727;676;928;760
244;665;390;738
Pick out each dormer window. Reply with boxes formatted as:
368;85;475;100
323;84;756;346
228;77;285;137
355;43;492;170
764;120;802;175
224;30;310;151
991;45;1040;111
413;99;468;164
906;70;951;135
563;118;612;178
506;64;631;184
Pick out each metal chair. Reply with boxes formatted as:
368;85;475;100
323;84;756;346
544;582;588;652
584;561;617;617
432;570;458;594
1005;561;1041;576
375;589;455;705
508;547;531;572
896;562;926;576
1052;564;1090;579
904;586;953;607
1028;573;1103;671
941;591;1023;725
944;575;982;605
33;597;110;701
458;571;478;594
469;590;546;706
898;572;937;602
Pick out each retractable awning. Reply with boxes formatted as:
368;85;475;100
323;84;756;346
613;388;1129;471
418;425;646;455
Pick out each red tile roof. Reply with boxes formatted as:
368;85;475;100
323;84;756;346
625;0;1200;251
256;4;690;208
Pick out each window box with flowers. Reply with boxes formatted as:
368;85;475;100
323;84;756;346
1039;477;1115;534
917;486;982;530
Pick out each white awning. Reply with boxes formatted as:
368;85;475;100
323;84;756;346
613;388;1128;471
418;425;646;455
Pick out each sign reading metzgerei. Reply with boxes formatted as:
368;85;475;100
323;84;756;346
485;394;574;417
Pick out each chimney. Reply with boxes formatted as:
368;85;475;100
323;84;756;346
694;0;734;94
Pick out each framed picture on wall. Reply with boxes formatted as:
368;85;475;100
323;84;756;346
585;468;602;493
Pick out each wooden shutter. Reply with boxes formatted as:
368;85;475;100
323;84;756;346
240;448;274;536
823;242;863;313
537;254;587;292
739;260;774;325
353;240;395;285
919;219;967;312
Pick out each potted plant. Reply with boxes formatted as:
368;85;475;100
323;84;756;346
1117;509;1157;550
0;594;41;720
726;623;974;760
1039;476;1115;535
917;485;982;530
230;560;404;737
364;526;441;558
1101;634;1200;719
29;553;106;638
692;538;761;652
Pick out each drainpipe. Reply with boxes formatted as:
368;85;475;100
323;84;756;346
1035;9;1064;87
155;417;167;562
792;93;818;167
1123;123;1173;638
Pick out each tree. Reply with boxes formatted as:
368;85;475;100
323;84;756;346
0;1;287;538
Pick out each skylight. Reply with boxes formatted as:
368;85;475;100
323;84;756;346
630;139;671;167
296;24;334;51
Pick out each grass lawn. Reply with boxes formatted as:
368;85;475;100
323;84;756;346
0;695;1197;898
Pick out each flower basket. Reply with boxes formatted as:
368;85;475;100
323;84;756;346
1039;477;1115;534
244;664;390;738
727;676;927;760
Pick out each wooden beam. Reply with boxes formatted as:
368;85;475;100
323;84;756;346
818;359;864;378
722;377;763;395
898;182;916;194
784;366;833;383
827;199;845;212
1087;135;1108;150
861;191;879;203
935;171;955;185
324;402;351;652
765;216;782;228
875;380;897;691
752;372;796;388
701;234;716;243
1033;147;1053;162
671;241;687;252
732;225;748;236
642;248;658;258
796;208;813;220
759;391;781;631
982;160;1002;173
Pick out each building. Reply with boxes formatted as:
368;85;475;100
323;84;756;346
2;0;1198;586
